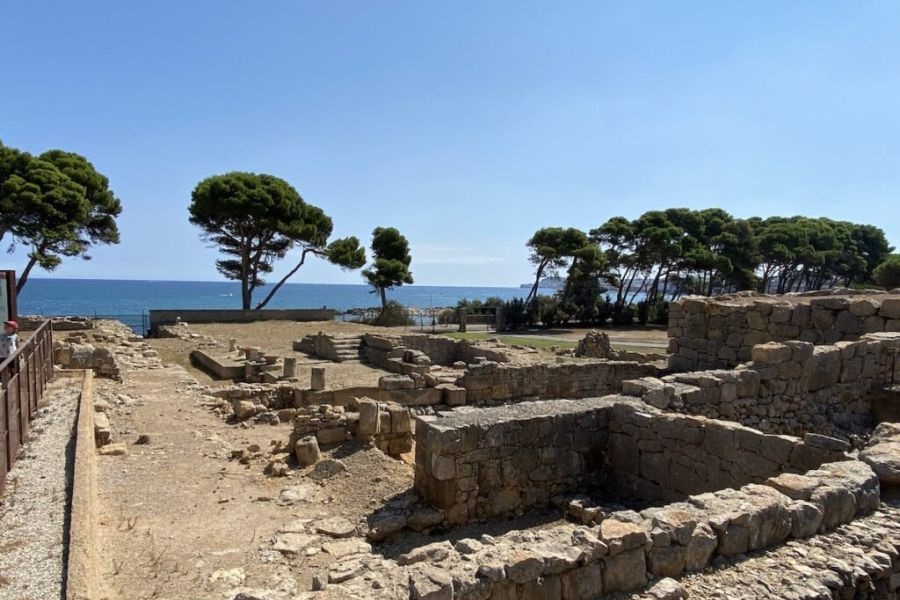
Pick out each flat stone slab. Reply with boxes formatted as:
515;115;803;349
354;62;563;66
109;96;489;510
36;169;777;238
315;517;357;538
190;350;245;379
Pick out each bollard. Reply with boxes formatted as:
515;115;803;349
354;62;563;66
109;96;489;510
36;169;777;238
311;366;326;391
283;357;297;379
229;338;237;352
458;308;467;333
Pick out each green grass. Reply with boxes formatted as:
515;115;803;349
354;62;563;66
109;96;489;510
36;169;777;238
439;331;663;354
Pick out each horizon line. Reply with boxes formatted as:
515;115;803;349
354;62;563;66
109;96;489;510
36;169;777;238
19;276;524;290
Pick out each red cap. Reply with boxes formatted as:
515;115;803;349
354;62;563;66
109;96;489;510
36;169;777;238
4;320;17;329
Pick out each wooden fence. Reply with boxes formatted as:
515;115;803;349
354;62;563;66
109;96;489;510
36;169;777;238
0;320;54;493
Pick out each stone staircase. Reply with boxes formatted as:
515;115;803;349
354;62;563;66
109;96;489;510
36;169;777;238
331;335;364;362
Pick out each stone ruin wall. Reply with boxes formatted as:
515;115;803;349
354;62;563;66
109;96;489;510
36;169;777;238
362;332;510;369
625;332;900;440
456;359;663;405
214;383;413;455
668;293;900;371
345;459;883;598
287;398;412;457
413;397;847;525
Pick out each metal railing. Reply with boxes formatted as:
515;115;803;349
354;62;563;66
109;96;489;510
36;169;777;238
1;319;54;493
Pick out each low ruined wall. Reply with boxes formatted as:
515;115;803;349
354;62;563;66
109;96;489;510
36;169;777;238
413;397;846;523
668;294;900;370
53;341;120;379
20;315;95;331
606;403;844;503
457;359;662;405
626;333;900;439
288;400;412;456
414;397;616;524
344;460;881;598
361;333;509;368
149;308;335;334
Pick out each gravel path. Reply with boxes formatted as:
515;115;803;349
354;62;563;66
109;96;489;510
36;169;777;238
0;381;80;600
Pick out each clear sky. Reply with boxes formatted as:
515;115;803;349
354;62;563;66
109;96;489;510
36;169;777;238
2;1;899;287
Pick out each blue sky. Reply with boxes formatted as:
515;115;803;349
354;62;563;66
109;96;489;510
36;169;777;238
2;1;899;287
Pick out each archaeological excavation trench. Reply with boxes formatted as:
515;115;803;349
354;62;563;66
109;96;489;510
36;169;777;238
12;291;900;600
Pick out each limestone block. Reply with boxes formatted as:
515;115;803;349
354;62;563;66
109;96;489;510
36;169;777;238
310;367;326;391
232;399;256;420
560;562;603;600
879;298;900;319
683;522;717;571
789;500;824;538
603;547;646;592
599;519;648;555
316;426;348;446
437;383;466;405
294;435;321;466
387;404;411;433
859;441;900;485
94;412;111;446
357;398;380;436
849;299;879;317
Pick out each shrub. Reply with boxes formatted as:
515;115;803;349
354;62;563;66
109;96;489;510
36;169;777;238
874;254;900;290
636;300;650;325
503;297;530;330
365;300;414;326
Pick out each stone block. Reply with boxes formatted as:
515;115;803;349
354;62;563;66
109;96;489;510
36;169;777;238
603;547;646;592
295;435;321;466
751;342;792;364
357;398;380;436
879;298;900;319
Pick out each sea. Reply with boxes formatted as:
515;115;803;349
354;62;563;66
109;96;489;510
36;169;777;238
16;278;531;331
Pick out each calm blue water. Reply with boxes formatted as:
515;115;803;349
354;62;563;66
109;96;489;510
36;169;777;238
17;278;528;316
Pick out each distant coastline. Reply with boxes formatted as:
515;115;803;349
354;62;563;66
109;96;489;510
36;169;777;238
16;278;526;317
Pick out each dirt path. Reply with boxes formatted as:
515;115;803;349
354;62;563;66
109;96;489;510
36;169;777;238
94;363;413;599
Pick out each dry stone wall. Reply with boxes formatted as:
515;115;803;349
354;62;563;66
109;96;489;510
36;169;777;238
668;293;900;371
329;460;880;599
626;333;900;439
287;399;412;456
606;403;845;503
415;397;617;524
361;332;510;368
457;359;662;405
413;397;847;524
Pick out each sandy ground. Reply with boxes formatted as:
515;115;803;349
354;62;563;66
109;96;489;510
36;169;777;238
93;365;415;600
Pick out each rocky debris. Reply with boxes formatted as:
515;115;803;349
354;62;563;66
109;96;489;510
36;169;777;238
286;401;413;458
644;577;688;600
278;483;317;505
99;442;128;456
314;517;357;539
311;458;348;481
366;509;409;542
272;532;318;555
859;421;900;485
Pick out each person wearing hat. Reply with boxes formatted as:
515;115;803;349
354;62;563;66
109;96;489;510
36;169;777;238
0;320;18;362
